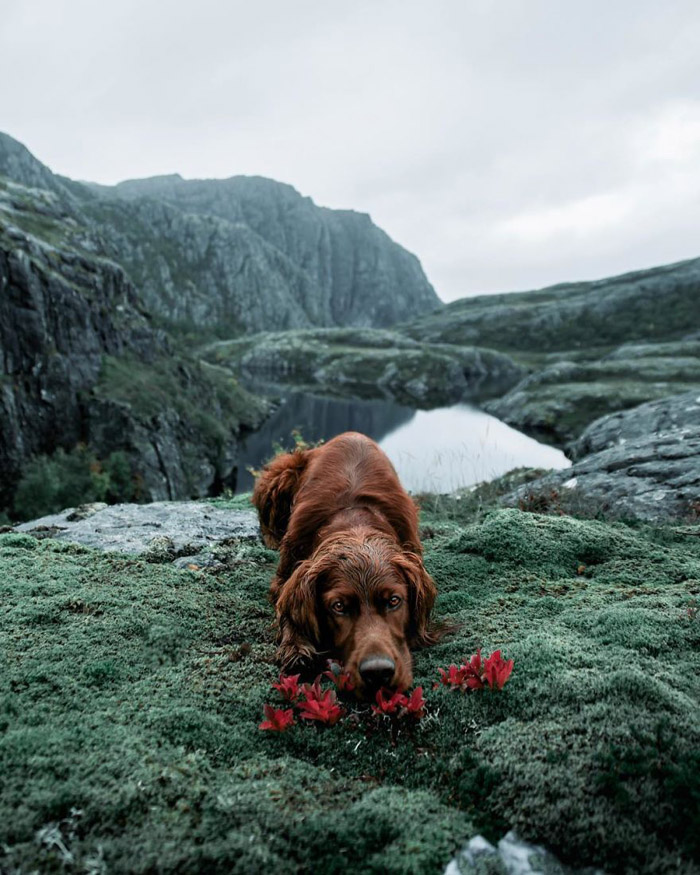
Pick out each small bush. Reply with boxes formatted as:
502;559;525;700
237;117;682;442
12;446;138;521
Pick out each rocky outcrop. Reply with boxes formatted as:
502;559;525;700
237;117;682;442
0;184;268;511
206;327;525;408
503;391;700;522
483;340;700;446
16;500;260;557
102;174;441;330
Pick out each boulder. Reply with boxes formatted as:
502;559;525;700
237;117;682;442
503;391;700;522
16;500;260;556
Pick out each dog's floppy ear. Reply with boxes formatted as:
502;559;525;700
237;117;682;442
392;551;440;648
275;557;325;671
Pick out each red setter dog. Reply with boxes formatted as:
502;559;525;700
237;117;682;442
252;431;440;697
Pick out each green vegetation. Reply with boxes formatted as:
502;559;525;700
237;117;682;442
96;354;268;448
12;447;138;521
2;500;698;873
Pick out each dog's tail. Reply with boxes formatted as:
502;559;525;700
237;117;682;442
252;448;313;548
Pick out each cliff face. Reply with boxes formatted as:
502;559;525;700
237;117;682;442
88;174;441;333
0;176;267;510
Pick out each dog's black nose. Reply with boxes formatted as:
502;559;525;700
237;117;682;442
359;656;396;688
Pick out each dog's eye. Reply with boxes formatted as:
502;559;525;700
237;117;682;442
387;595;402;610
330;601;347;615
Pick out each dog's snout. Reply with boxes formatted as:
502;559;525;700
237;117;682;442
359;655;396;688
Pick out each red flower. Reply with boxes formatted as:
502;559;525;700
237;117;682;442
437;664;469;690
297;685;345;725
272;673;302;702
371;686;426;721
371;688;408;716
403;686;426;719
436;648;513;693
323;661;356;692
259;705;295;732
483;650;514;690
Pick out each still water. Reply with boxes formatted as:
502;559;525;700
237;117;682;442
235;391;570;494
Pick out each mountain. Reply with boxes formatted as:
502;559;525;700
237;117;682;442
0;133;441;336
0;131;443;516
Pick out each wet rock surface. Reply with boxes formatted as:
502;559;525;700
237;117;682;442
503;391;700;522
16;501;260;556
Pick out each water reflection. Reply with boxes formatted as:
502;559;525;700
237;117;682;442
380;405;570;494
235;392;414;493
235;390;570;494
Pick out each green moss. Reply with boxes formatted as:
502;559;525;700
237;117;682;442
1;506;699;873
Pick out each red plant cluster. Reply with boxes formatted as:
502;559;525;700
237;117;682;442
260;669;346;731
436;648;514;692
260;650;514;733
371;687;425;720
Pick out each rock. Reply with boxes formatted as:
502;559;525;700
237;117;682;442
569;388;700;459
0;177;270;509
100;173;442;332
503;392;700;522
16;501;260;555
483;345;700;446
206;328;525;408
65;502;108;521
444;830;605;875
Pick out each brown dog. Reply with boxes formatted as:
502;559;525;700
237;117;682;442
252;431;441;697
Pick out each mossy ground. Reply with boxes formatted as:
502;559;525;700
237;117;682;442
1;500;699;874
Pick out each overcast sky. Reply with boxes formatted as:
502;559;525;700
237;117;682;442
2;1;700;302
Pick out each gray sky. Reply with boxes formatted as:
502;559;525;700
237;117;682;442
2;1;700;302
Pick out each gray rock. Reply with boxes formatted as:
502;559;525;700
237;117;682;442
16;501;260;555
569;389;700;459
97;172;442;332
483;354;700;446
0;132;442;337
0;176;269;508
503;392;700;522
445;830;604;875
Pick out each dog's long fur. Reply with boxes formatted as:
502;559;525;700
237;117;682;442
252;432;441;691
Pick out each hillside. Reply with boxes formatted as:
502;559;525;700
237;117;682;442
399;260;700;446
0;174;268;515
403;258;700;355
2;494;699;873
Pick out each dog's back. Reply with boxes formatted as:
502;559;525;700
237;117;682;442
253;432;422;574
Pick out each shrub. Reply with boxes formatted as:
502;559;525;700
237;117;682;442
12;446;138;521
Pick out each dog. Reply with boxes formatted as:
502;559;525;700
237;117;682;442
252;431;441;697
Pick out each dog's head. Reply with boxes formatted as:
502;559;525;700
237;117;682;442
275;532;439;697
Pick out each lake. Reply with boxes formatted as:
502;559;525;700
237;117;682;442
234;390;570;494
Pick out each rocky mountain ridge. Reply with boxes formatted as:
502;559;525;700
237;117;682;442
0;132;442;336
